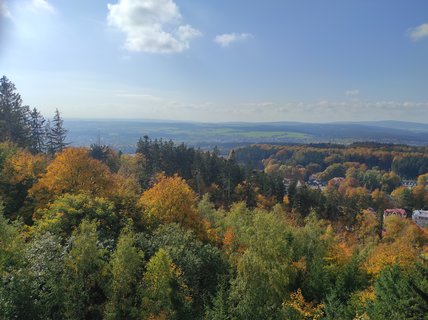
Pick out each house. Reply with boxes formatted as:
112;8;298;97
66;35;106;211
308;179;324;190
412;210;428;228
383;208;407;219
401;180;417;188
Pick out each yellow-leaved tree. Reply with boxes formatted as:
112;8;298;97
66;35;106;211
29;148;113;205
364;215;428;276
139;174;206;238
29;148;140;210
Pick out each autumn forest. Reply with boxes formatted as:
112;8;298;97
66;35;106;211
1;76;428;320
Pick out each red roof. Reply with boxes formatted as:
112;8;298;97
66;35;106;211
384;208;406;217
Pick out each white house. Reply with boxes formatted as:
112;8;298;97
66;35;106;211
412;210;428;228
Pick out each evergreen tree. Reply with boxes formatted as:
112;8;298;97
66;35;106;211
44;119;55;155
367;263;428;320
29;107;46;153
48;108;68;155
0;76;31;147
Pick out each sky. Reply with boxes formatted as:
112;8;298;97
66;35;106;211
0;0;427;123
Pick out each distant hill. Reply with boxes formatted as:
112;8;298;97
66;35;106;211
65;119;428;153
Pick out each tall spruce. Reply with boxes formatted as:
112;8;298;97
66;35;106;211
44;119;55;155
0;76;31;147
47;109;68;155
29;108;46;154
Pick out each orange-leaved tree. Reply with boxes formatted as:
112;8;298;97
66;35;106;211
29;148;114;207
139;173;205;238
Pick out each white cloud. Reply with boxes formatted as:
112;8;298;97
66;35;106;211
214;32;253;47
31;0;55;14
0;0;12;18
107;0;201;54
408;23;428;41
345;89;359;97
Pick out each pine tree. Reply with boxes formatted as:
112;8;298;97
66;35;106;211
44;119;55;155
28;107;46;154
47;109;68;155
0;76;31;147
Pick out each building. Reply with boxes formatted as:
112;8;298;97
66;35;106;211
383;208;407;219
401;180;417;188
308;174;325;190
412;210;428;228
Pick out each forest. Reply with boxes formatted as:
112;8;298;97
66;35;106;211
1;75;428;319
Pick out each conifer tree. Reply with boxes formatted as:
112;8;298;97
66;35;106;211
46;109;68;155
44;119;55;155
0;76;31;147
29;107;46;154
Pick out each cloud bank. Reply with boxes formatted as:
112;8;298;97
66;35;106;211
107;0;201;53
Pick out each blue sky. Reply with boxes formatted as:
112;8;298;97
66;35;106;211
0;0;427;122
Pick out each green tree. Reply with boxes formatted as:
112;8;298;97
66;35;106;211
0;76;31;147
391;186;413;209
381;171;401;193
294;215;335;302
204;280;232;320
89;144;120;173
230;211;295;319
367;262;428;320
105;225;144;320
29;107;46;154
63;220;108;320
25;232;66;319
141;248;190;320
318;163;346;182
0;204;24;274
47;108;68;155
141;223;226;317
0;206;35;319
34;193;119;241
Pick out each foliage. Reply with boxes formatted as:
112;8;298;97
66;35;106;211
282;289;324;320
105;225;144;320
140;223;226;317
139;174;206;238
63;220;108;320
33;193;119;240
1;116;428;320
366;262;428;320
24;232;66;319
0;150;47;222
46;108;68;155
230;210;295;319
141;248;191;320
